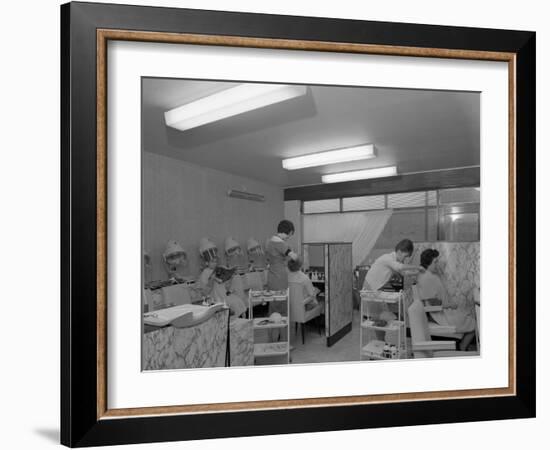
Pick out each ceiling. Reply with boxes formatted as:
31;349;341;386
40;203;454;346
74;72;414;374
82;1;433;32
142;78;480;188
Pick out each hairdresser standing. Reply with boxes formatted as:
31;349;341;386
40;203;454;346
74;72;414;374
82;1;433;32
265;220;298;292
265;220;298;340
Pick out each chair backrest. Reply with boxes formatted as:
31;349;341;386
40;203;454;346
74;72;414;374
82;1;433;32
288;282;307;323
408;285;432;357
408;298;431;343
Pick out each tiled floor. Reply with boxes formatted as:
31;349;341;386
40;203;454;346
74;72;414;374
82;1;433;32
253;309;362;366
255;309;478;366
290;310;362;365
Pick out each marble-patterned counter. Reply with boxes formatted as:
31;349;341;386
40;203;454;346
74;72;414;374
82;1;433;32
143;308;229;370
229;318;254;367
142;309;254;370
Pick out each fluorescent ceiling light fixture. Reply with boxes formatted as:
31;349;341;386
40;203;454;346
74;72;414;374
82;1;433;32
321;166;397;183
164;84;307;131
282;144;376;170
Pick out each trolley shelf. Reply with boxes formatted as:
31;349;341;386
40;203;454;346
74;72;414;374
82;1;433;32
250;297;287;305
254;342;289;357
361;341;403;360
361;319;404;332
249;290;288;304
360;291;401;303
253;317;288;330
249;289;290;364
360;290;407;361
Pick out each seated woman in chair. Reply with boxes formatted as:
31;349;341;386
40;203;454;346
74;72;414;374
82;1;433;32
287;257;320;311
210;266;248;317
416;249;476;351
288;257;323;344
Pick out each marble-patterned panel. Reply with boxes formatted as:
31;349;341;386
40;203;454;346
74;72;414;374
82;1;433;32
328;243;353;338
143;309;229;370
412;241;480;316
229;318;254;367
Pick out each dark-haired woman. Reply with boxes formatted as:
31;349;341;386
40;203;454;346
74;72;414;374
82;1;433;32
265;220;298;292
416;249;476;351
265;220;298;339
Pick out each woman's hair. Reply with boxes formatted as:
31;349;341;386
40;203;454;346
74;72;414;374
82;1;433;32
287;257;303;272
277;219;295;235
420;249;440;269
214;266;235;282
395;239;414;255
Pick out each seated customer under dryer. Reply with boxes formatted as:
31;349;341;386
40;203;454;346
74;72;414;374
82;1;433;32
210;266;248;317
198;237;219;297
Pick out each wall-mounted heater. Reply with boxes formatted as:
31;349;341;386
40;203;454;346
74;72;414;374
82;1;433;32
227;189;265;202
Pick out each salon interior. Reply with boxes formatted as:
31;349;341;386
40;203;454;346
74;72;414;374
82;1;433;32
142;79;481;370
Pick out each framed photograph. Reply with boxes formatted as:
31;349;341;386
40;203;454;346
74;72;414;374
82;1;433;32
61;1;535;447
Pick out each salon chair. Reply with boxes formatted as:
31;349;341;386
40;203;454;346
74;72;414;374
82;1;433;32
407;285;463;342
407;288;478;358
288;282;322;345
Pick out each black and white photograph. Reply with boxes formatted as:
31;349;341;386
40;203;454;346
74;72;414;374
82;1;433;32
141;78;481;370
0;0;544;447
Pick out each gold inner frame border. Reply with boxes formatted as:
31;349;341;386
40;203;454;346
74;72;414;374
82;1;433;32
95;28;516;420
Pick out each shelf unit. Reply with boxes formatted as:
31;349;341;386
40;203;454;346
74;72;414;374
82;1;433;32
248;289;290;363
360;290;407;360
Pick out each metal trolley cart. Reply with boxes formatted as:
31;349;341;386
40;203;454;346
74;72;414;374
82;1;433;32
248;289;290;364
360;289;407;360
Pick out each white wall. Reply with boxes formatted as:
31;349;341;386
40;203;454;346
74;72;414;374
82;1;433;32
1;1;547;450
302;210;392;266
142;151;284;279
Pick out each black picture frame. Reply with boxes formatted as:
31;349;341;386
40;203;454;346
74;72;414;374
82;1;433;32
61;1;535;447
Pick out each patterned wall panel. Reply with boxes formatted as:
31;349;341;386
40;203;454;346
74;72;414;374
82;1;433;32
328;243;353;339
229;318;254;367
